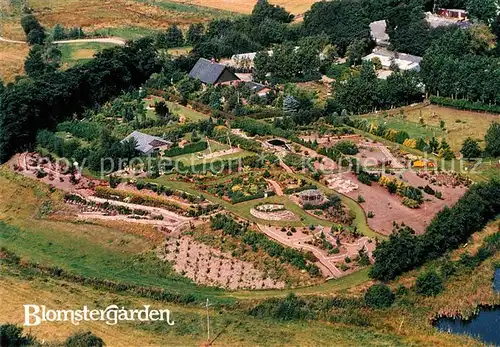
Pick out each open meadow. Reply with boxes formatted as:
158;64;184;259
0;0;232;82
361;104;498;154
170;0;319;15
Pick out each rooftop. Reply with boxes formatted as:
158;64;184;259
363;48;422;72
122;131;172;154
370;20;390;46
189;58;238;85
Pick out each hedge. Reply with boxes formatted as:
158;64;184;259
430;96;500;114
163;141;208;157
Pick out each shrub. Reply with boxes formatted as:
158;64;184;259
367;211;374;218
248;293;314;321
356;171;378;186
163;141;208;157
364;284;395;308
415;271;444;297
333;140;359;155
402;197;420;209
0;324;37;347
423;185;435;195
65;331;104;347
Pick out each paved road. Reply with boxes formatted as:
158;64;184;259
0;36;126;46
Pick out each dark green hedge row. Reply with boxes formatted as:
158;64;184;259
163;141;208;157
370;180;500;281
430;96;500;114
284;184;318;195
231;191;275;204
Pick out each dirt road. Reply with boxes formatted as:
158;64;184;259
0;36;126;46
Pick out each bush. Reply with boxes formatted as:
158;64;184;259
423;185;435;195
248;293;314;321
364;284;395;308
402;197;420;209
333;140;358;155
65;331;104;347
415;271;443;297
0;324;37;347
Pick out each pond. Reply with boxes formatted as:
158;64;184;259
434;269;500;346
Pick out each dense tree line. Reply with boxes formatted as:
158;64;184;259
421;28;500;105
370;180;500;281
0;38;159;163
327;61;424;114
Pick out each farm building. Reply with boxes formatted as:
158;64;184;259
437;8;467;20
189;58;240;85
425;11;471;28
299;189;325;206
363;48;422;72
370;20;390;47
246;81;271;97
122;131;172;155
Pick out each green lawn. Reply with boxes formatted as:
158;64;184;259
59;42;119;67
94;26;158;40
167;102;209;122
361;115;444;140
172;149;255;166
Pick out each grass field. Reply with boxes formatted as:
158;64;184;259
170;0;318;15
172;148;255;166
361;104;498;153
167;101;210;122
0;269;415;347
59;41;119;67
0;41;29;82
0;0;231;81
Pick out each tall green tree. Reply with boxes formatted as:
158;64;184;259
466;0;499;23
24;45;47;77
485;122;500;157
460;137;482;158
251;0;294;24
186;23;205;45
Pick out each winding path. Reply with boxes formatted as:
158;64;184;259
0;36;126;46
0;37;26;44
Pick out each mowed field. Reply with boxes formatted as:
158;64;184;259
59;41;120;68
361;104;499;153
169;0;319;15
